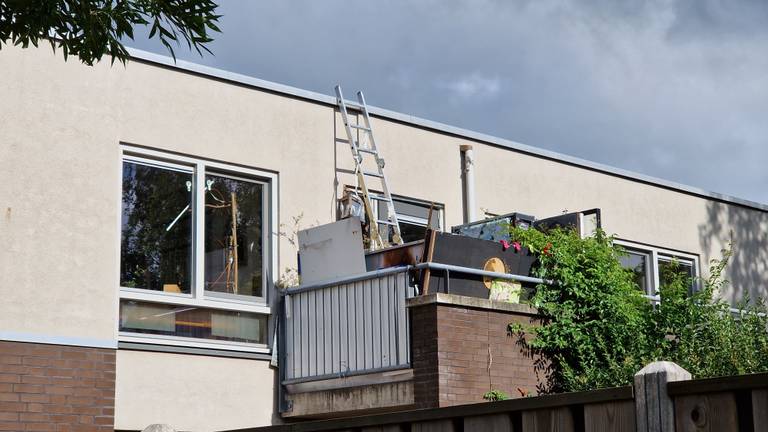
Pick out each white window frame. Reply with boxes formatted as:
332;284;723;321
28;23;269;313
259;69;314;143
117;145;279;353
370;193;444;233
614;239;700;303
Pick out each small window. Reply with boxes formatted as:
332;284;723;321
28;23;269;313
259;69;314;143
119;147;276;353
658;256;696;293
616;240;699;299
120;300;268;344
377;197;443;243
618;249;651;295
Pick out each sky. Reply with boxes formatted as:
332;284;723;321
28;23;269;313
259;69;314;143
128;0;768;205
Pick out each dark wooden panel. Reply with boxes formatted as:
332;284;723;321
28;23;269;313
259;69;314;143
752;389;768;431
425;232;535;298
361;426;403;432
411;419;454;432
584;401;635;432
674;392;739;431
668;372;768;395
464;413;513;431
522;407;575;432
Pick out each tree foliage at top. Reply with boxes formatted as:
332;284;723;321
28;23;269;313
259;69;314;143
508;227;768;394
0;0;221;65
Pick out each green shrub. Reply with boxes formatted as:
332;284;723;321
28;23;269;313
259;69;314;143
508;227;768;394
482;389;510;401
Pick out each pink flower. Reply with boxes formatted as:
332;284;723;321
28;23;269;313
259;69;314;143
512;241;522;252
500;240;511;250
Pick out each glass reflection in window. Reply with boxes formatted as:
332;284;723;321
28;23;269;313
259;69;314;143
121;161;194;293
204;174;264;299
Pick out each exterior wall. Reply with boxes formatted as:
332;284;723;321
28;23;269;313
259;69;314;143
0;341;115;431
114;350;275;431
0;44;767;429
409;295;540;408
471;146;768;302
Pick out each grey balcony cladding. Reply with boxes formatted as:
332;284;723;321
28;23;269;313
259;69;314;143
283;271;413;382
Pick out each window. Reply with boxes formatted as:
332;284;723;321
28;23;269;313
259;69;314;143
615;240;699;300
119;146;277;353
376;195;443;243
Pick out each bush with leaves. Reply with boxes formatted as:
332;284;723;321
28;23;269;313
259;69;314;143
649;251;768;378
508;226;768;394
0;0;221;65
482;389;510;401
508;227;654;393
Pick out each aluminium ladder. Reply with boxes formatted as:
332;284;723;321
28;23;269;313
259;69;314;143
335;85;403;250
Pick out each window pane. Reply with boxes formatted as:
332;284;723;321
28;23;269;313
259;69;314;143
121;161;193;293
619;251;648;294
204;174;264;298
658;258;695;291
399;221;429;243
119;300;267;344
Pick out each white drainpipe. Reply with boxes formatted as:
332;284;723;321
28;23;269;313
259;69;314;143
460;144;477;223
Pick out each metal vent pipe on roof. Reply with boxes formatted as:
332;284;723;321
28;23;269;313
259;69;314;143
460;144;477;223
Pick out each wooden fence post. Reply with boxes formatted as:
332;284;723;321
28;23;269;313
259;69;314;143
634;361;691;432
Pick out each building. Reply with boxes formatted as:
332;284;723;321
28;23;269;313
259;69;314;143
1;45;767;431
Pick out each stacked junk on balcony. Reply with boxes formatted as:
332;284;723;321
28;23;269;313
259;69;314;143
296;207;601;302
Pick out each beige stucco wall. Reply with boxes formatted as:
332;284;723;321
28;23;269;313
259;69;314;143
1;44;767;429
115;350;275;431
471;146;768;302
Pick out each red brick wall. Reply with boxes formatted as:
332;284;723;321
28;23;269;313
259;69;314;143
0;341;115;431
410;298;541;408
410;303;439;409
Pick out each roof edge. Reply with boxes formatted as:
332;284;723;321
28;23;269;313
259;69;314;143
126;47;768;213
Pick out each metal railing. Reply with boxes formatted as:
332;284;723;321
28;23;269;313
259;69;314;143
281;266;415;384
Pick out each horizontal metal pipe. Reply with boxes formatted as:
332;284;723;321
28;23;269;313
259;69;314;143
413;262;552;285
283;266;411;295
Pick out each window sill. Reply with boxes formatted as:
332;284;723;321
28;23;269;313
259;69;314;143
119;288;271;314
118;341;273;360
118;332;271;354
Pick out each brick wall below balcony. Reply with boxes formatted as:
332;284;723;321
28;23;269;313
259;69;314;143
409;293;542;408
0;340;115;431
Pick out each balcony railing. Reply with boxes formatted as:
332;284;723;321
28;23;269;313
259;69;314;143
280;266;415;384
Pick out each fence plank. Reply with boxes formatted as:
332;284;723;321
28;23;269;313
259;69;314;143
752;389;768;430
522;407;574;432
634;361;690;432
463;413;512;431
361;426;403;432
411;419;454;432
584;400;635;432
674;392;738;431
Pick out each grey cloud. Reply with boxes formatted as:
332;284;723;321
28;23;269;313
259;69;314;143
128;0;768;204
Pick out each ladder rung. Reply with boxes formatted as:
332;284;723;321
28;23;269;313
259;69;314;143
357;148;377;154
369;195;390;201
362;171;383;178
377;220;398;226
340;100;364;110
349;124;371;131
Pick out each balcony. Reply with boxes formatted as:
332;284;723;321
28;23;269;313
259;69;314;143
277;258;544;419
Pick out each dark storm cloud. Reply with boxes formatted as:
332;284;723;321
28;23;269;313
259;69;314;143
129;0;768;204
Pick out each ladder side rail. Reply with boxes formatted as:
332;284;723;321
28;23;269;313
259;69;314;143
335;86;387;249
357;92;403;244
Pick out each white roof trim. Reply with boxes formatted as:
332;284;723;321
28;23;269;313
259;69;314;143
126;47;768;213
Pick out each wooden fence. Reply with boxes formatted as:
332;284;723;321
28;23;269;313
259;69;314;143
233;386;635;431
670;372;768;431
229;362;768;432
